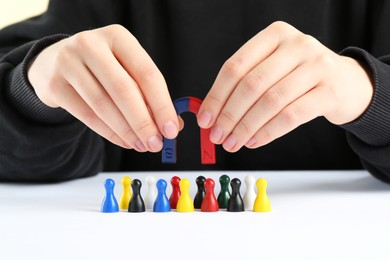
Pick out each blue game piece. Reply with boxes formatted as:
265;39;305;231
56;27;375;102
153;179;171;212
101;178;119;213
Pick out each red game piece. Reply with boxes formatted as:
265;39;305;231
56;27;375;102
169;176;181;209
201;178;219;212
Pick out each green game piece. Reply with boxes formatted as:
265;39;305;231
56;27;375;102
217;174;231;209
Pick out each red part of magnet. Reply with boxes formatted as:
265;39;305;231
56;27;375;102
188;97;201;114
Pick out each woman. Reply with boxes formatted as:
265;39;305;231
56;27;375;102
0;0;389;183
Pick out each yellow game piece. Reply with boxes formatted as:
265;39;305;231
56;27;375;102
176;178;194;212
119;176;132;210
253;178;271;212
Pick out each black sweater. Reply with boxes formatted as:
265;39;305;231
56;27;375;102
1;0;390;183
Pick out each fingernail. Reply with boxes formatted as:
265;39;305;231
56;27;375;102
198;111;212;128
210;126;223;144
163;120;178;139
123;142;132;149
135;139;147;152
223;134;237;151
147;135;163;152
245;137;257;148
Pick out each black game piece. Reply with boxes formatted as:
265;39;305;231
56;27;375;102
193;176;206;209
128;179;146;213
227;178;245;212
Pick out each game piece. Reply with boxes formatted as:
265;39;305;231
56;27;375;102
193;175;206;209
128;179;145;213
253;178;271;212
176;178;194;212
119;176;132;210
243;175;257;210
217;174;231;209
227;178;245;212
144;176;157;210
169;176;181;209
153;179;171;212
201;178;219;212
101;178;119;213
162;96;216;164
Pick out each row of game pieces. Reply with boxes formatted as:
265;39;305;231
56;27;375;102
101;175;271;213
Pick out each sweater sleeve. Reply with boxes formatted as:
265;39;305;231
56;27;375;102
0;0;123;182
5;34;74;124
340;47;390;183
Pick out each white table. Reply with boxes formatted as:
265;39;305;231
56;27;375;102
0;170;389;260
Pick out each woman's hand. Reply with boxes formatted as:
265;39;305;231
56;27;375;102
198;21;373;152
28;25;180;152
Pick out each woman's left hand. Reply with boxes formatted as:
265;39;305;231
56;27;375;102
197;21;373;152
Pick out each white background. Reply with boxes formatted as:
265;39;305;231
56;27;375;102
0;0;49;29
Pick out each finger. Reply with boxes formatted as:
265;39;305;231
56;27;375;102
223;61;323;152
198;21;299;129
78;33;163;152
110;26;179;139
210;40;307;144
244;86;333;149
62;59;147;152
53;82;137;151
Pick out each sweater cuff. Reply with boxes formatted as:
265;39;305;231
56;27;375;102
5;34;74;124
339;47;390;146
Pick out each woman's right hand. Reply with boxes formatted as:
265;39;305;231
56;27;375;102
28;25;179;152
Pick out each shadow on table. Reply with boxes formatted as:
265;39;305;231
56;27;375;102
272;176;390;194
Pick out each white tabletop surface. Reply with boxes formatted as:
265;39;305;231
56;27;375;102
0;170;389;260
